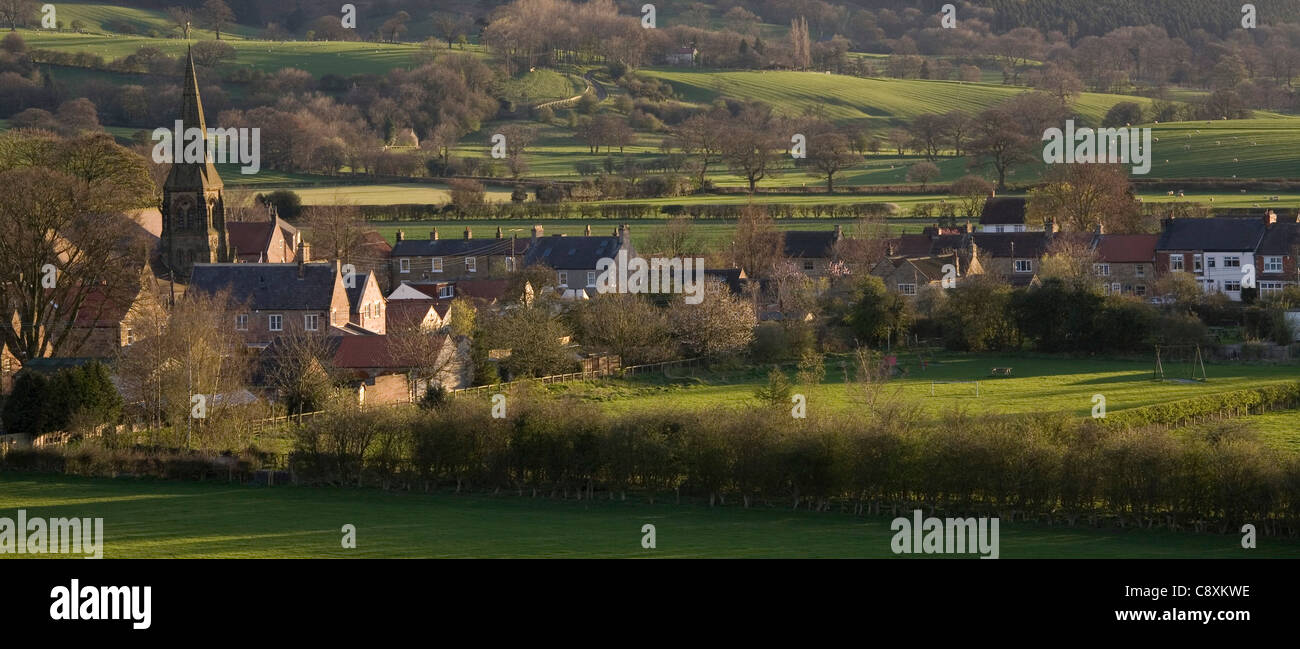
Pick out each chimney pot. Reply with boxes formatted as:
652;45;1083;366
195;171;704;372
496;226;503;239
431;228;438;240
585;224;591;236
532;225;543;239
396;230;405;242
464;227;472;240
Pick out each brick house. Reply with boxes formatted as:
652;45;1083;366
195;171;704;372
391;226;528;283
1155;216;1268;301
226;212;302;263
1255;216;1300;297
188;258;352;347
328;334;467;405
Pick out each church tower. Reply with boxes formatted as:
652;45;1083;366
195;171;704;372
162;47;228;279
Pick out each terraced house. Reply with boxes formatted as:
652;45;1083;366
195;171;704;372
390;226;528;283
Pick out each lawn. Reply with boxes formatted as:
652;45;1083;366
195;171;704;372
1;474;1291;558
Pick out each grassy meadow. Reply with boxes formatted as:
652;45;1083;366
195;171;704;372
1;474;1291;558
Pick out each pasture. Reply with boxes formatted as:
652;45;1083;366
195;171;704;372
1;474;1291;558
554;353;1300;439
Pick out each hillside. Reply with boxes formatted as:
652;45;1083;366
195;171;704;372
643;69;1154;125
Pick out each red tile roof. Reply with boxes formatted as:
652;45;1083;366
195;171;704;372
1095;234;1157;263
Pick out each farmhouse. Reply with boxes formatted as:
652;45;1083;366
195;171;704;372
870;253;967;297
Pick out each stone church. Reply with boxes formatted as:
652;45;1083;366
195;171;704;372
162;48;230;279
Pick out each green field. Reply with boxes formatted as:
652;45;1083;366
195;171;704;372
553;354;1300;432
642;68;1157;125
19;30;432;77
1;474;1291;557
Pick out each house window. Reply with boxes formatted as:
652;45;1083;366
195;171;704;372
1207;256;1216;269
1170;255;1184;271
1094;263;1110;276
1224;280;1242;292
1135;264;1145;278
269;314;283;331
587;271;597;287
1260;282;1283;295
1014;259;1032;273
1193;254;1203;272
438;285;454;299
466;257;477;273
1224;256;1241;268
399;258;410;273
235;314;248;331
994;225;1004;233
558;271;568;286
898;283;916;296
305;314;319;331
1102;283;1111;295
803;261;815;271
505;257;517;272
1112;283;1121;294
125;328;135;345
432;257;443;273
1265;256;1283;272
1134;285;1147;296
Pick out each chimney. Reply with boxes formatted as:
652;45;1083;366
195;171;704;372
431;228;438;240
1265;210;1277;226
464;227;472;240
532;225;543;239
964;219;972;234
1043;219;1055;235
496;226;503;239
297;241;307;278
298;240;310;263
619;224;630;245
585;224;591;236
396;230;405;242
1094;222;1105;236
833;224;843;241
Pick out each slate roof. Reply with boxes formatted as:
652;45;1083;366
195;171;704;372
391;237;528;258
1257;222;1300;256
979;197;1027;225
783;231;839;258
704;269;746;294
1155;217;1267;251
971;232;1051;258
188;263;340;311
344;271;375;312
523;235;624;270
1096;234;1157;263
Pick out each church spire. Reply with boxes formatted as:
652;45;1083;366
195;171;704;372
181;46;207;134
165;46;222;191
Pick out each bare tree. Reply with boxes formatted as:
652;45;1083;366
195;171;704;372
301;204;368;264
0;132;156;362
729;203;785;279
166;6;195;39
200;0;234;40
670;112;726;189
0;0;35;31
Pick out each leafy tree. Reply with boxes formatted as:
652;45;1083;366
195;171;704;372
843;275;909;346
2;371;48;435
754;367;794;407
